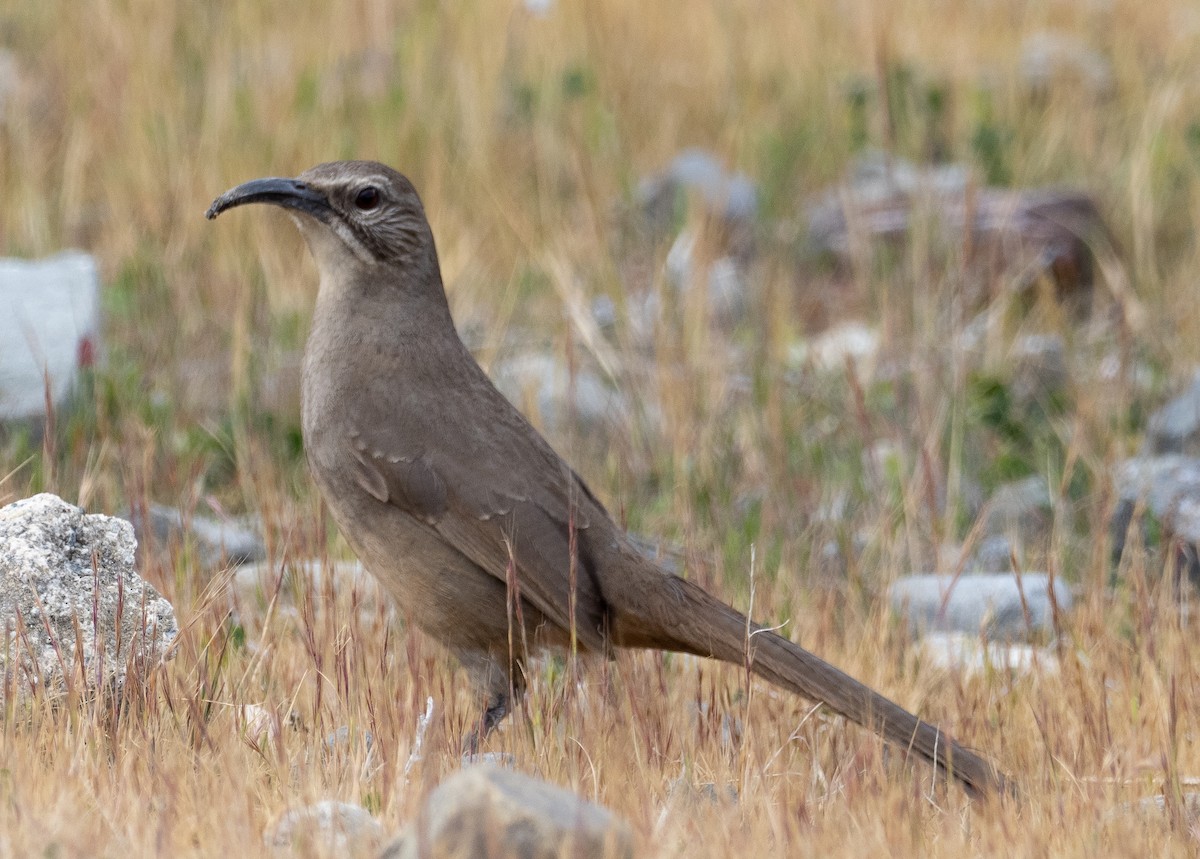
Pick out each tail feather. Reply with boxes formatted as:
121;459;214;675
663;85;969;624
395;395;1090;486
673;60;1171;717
612;570;1011;798
748;620;1009;797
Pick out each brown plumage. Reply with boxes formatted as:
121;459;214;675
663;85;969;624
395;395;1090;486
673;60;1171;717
207;160;1011;797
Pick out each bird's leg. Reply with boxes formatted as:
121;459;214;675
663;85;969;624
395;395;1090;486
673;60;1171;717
461;655;525;757
481;689;511;735
461;688;510;757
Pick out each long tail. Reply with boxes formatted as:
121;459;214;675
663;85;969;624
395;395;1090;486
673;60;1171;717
610;567;1012;798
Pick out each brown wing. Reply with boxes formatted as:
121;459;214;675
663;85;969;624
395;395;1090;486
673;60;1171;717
348;393;614;652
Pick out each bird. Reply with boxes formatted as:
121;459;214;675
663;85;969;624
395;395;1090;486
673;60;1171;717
207;160;1010;797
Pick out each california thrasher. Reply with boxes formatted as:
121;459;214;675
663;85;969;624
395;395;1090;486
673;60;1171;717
207;161;1009;796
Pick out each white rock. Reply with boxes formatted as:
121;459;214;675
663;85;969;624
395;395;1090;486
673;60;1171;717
1106;792;1200;826
918;632;1058;676
789;321;880;374
890;572;1071;640
240;704;276;741
664;229;746;324
230;558;390;630
233;557;384;602
265;801;385;856
0;253;100;420
132;502;265;569
492;352;621;434
0;494;177;701
981;476;1054;540
638;148;758;227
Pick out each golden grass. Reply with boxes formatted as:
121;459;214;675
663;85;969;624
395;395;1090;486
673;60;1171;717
5;0;1200;854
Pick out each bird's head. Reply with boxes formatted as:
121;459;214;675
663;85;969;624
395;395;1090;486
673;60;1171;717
207;161;437;274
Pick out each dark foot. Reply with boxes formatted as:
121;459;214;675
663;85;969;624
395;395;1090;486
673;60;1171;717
461;690;510;757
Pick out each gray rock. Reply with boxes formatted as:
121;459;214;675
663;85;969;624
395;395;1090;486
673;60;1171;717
325;725;374;754
1113;456;1200;525
265;800;385;856
324;726;381;783
1111;455;1200;580
0;494;177;701
1097;351;1157;394
235;558;380;598
638;148;758;229
980;476;1054;541
1144;374;1200;456
0;252;100;421
593;289;656;347
621;151;758;348
818;532;870;578
625;533;684;576
805;154;1106;312
492;352;622;434
663;229;747;325
230;558;389;628
665;778;738;807
889;572;1071;640
385;764;632;859
934;537;1019;574
1010;334;1069;405
130;502;266;569
971;535;1018;572
1107;792;1200;825
590;294;619;331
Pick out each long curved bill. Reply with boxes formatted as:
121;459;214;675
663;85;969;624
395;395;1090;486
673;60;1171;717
206;177;332;222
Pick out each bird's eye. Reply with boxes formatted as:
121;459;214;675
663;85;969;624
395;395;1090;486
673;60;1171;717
354;186;381;211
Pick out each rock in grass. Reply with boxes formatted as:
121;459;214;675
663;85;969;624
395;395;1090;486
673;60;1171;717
638;148;758;231
128;502;266;570
971;535;1018;572
492;351;623;435
917;632;1059;676
0;252;100;421
265;800;385;857
889;572;1071;641
1010;334;1069;407
384;764;632;859
1111;454;1200;581
230;557;389;624
0;493;177;702
788;321;880;374
805;153;1108;314
663;228;748;326
980;476;1054;542
325;725;374;755
1143;374;1200;456
1106;793;1200;826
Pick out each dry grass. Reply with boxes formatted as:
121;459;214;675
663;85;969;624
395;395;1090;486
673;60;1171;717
4;0;1200;855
